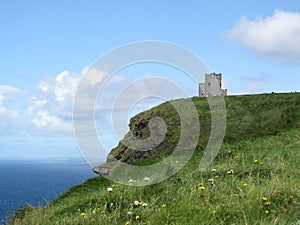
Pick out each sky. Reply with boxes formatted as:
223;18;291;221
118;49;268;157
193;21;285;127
1;1;300;162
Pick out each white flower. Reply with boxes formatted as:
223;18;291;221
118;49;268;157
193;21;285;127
107;187;113;192
127;211;133;215
227;169;235;174
128;179;137;183
211;168;216;173
208;178;216;185
142;203;148;207
143;177;151;182
133;200;139;206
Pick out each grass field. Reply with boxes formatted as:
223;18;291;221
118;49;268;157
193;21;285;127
10;93;300;225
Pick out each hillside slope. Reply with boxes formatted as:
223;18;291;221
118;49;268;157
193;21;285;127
94;93;300;173
11;93;300;225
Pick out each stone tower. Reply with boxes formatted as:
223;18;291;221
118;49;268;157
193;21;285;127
199;73;227;97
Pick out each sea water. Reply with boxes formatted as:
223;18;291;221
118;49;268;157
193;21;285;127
0;159;97;224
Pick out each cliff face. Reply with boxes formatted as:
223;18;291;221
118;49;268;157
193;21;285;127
93;93;300;175
105;100;183;163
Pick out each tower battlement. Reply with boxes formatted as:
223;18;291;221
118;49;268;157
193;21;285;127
199;73;227;97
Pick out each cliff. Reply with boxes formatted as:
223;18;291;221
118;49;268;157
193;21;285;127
93;93;300;175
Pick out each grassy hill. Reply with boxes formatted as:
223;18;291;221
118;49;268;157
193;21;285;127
10;93;300;225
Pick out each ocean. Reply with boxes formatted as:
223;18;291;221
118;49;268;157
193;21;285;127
0;159;97;224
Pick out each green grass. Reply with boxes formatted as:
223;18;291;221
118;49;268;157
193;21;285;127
10;93;300;225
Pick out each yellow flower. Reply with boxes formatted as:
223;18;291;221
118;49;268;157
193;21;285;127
100;210;105;214
234;155;239;159
125;222;130;225
215;175;219;179
80;212;86;217
198;186;206;191
92;210;96;214
262;197;268;201
197;183;203;187
161;203;167;208
260;162;264;165
265;210;270;214
289;195;294;199
243;183;248;187
135;215;140;220
254;159;259;163
175;160;179;164
139;201;143;206
212;210;217;215
227;169;234;174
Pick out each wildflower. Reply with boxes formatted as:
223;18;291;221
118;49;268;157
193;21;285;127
254;159;259;163
227;169;234;175
142;203;148;207
198;186;206;191
135;215;140;220
290;195;294;199
100;210;105;214
215;175;219;179
212;210;217;215
127;211;133;215
243;183;248;187
264;201;271;206
125;222;130;225
139;201;143;206
133;200;139;206
161;203;166;208
262;197;268;201
190;187;195;191
211;168;216;173
128;179;137;184
208;178;216;185
80;212;86;217
260;162;264;165
143;177;151;182
234;155;240;159
265;210;270;214
107;187;113;192
92;210;96;214
175;160;179;164
197;183;203;187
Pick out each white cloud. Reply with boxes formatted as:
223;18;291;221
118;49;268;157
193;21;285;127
28;70;81;133
227;10;300;64
0;85;25;134
0;85;25;105
28;67;112;135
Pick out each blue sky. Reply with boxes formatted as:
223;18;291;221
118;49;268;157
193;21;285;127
1;1;300;161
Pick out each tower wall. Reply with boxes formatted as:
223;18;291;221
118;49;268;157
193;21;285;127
199;73;227;97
